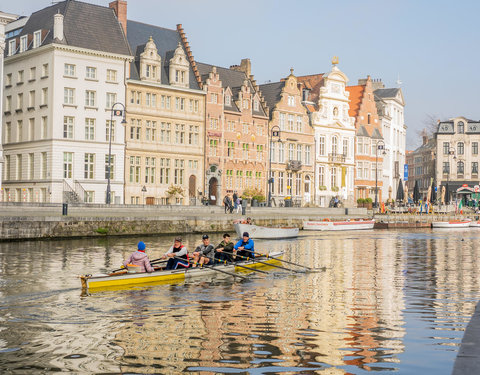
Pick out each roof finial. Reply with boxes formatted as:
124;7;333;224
331;56;339;65
290;67;294;75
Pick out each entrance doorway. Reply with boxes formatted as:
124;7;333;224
189;175;197;205
209;177;218;205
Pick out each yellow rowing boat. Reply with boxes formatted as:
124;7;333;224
80;251;284;293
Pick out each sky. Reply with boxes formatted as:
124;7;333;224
3;0;480;150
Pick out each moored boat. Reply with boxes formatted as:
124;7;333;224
303;219;375;231
233;222;299;239
81;251;284;292
432;220;471;228
470;221;480;227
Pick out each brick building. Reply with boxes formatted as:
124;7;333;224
197;59;269;204
406;133;435;200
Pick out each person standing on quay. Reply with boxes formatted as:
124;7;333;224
233;191;238;210
223;194;232;214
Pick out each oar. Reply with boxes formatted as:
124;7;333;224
205;253;268;274
243;249;325;272
174;256;248;280
228;251;304;273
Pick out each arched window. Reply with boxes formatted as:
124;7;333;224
457;161;464;175
457;121;465;134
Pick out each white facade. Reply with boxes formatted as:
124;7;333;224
310;65;356;207
3;43;130;203
0;12;19;199
375;87;406;200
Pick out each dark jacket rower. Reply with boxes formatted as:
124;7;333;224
192;234;215;267
214;233;235;262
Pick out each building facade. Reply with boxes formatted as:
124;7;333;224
197;59;269;204
373;82;406;202
406;134;436;199
259;70;314;206
125;21;205;205
435;117;480;199
2;1;131;203
296;61;356;207
346;76;384;204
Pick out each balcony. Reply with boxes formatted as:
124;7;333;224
328;153;345;163
286;160;302;171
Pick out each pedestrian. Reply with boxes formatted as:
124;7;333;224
123;241;154;273
223;194;232;214
233;191;238;210
236;197;242;213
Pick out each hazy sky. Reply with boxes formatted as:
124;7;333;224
3;0;480;149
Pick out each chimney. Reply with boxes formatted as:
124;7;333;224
53;13;64;41
423;135;428;145
109;0;127;36
230;58;251;76
371;78;385;91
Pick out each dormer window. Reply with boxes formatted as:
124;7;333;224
169;42;189;88
175;70;185;84
8;40;16;56
139;37;162;83
288;95;295;106
146;65;157;79
225;95;231;106
33;31;41;48
457;121;464;134
20;35;28;52
243;99;249;109
254;100;259;111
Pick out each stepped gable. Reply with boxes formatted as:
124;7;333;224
345;85;365;118
9;0;130;56
257;81;284;113
127;20;201;90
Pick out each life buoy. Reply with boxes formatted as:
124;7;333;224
323;218;331;222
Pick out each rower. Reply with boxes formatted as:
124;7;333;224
234;232;254;259
192;234;215;267
162;237;189;270
123;241;154;273
214;233;234;263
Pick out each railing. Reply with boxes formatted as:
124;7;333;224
286;160;302;171
63;180;81;204
74;181;86;203
328;153;345;163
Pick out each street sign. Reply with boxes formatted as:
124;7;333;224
404;164;408;182
435;186;437;192
113;109;123;116
378;144;384;150
272;130;280;137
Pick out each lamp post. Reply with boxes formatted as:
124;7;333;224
374;139;386;210
142;185;147;205
106;102;127;204
267;125;281;207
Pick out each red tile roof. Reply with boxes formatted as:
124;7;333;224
295;74;324;102
345;85;365;118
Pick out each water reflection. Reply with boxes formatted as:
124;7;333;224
0;230;479;373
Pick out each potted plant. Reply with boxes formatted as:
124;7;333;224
319;185;327;191
365;197;373;210
357;198;365;208
332;186;339;192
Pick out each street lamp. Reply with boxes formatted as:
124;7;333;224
374;139;386;209
106;102;127;204
268;125;281;207
142;185;147;205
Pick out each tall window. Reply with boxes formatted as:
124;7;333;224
146;121;156;141
457;142;464;155
287;95;295;106
106;93;116;108
457;121;464;133
279;113;286;130
41;152;47;179
457;161;464;175
332;136;338;154
17;120;23;142
20;35;27;52
357;161;363;179
28;153;34;179
287;173;293;195
296;144;302;162
295;174;301;196
174;159;184;184
64;64;75;77
85;90;96;106
106;120;115;142
63;152;73;178
288;115;294;131
442;162;449;174
318;166;325;186
473;142;478;155
129;156;141;183
85;118;95;140
86;66;97;79
84;153;95;179
209;139;218;156
34;31;41;48
443;142;449;155
296;116;302;132
256;145;263;161
242;143;249;159
473;162;478;175
27;91;34;108
160;158;170;184
305;145;311;165
41;117;47;139
270;141;276;163
16;155;22;180
278;172;284;194
105;155;115;180
63;116;74;138
288;143;294;160
278;142;285;163
145;157;156;183
64;88;75;104
319;136;325;155
343;139;348;156
331;167;337;188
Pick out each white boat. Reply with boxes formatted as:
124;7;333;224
303;219;375;231
233;222;299;239
470;221;480;227
432;220;471;228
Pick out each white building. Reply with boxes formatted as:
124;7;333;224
0;11;19;199
297;61;356;207
2;1;131;203
374;82;406;201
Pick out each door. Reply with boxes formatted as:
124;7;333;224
146;197;155;205
209;177;218;205
189;175;196;205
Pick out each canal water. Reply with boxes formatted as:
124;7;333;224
0;229;479;374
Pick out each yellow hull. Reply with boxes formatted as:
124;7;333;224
81;252;283;293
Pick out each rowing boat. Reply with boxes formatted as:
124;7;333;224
303;219;375;231
80;251;284;292
233;223;299;239
432;220;471;228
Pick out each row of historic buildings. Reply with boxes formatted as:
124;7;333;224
0;0;406;206
407;116;480;203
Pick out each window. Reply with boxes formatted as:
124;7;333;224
254;100;259;111
367;113;371;124
278;142;285;163
86;66;97;79
288;95;295;106
317;166;324;187
16;155;22;180
8;39;16;56
194;100;199;113
175;69;184;83
28;91;35;108
105;155;115;180
106;120;115;142
473;142;479;155
295;174;301;196
473;162;479;175
227;141;235;157
443;142;449;155
42;63;48;77
457;161;464;175
17;120;23;142
210;118;218;129
225;95;231;105
331;167;337;188
319;136;325;155
5;155;10;180
28;153;34;179
270;141;276;163
296;144;302;162
146;121;156;141
242;122;249;133
64;64;75;77
211;93;218;104
256;145;263;161
305;145;311;165
296;116;302;132
288;115;294;131
279;113;286;130
278;172;284;194
84;191;95;203
332;136;338;154
458;142;464;155
160;158;170;184
28;118;34;141
41;88;48;106
64;88;75;104
145;157;156;183
63;116;74;138
63;152;73;178
5;122;11;143
288;143;294;160
129;156;141;183
85;90;96;107
243;99;249;109
443;162;449;174
106;93;116;109
188;125;199;145
5;96;11;112
457;121;464;134
29;67;36;81
106;69;117;82
20;35;27;52
33;31;41;48
83;153;94;179
85;118;95;140
17;93;23;110
343;139;348;156
6;73;12;86
287;173;293;195
175;124;185;144
174;159;184;185
41;117;47;139
41;152;47;179
209;139;218;156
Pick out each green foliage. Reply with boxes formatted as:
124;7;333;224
357;198;366;204
252;194;265;202
241;187;264;200
332;186;339;192
166;185;185;197
365;197;373;203
318;185;327;191
95;227;108;234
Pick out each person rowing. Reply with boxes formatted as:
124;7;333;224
123;241;154;273
192;234;215;267
161;237;189;270
214;233;234;263
234;232;254;260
